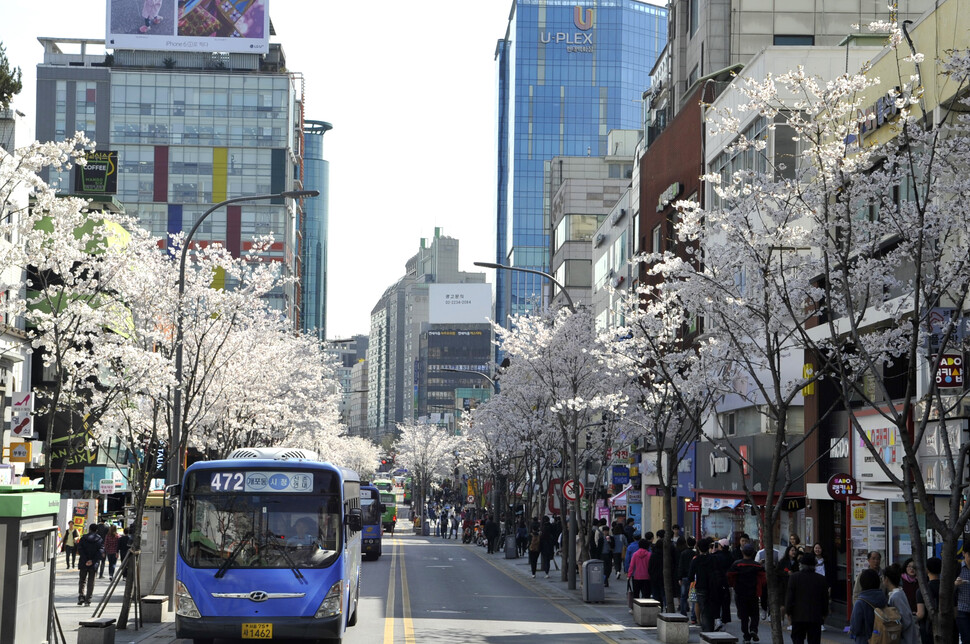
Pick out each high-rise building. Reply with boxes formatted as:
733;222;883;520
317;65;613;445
367;230;490;441
494;0;667;324
302;120;332;339
34;37;308;320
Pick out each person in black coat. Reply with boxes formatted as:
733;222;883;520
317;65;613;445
649;530;667;606
785;553;830;644
77;524;104;606
484;516;500;554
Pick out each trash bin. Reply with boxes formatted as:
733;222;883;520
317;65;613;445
582;559;605;602
504;534;518;559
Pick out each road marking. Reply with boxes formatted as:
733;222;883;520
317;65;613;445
469;547;620;643
399;537;416;644
382;539;397;644
426;565;453;568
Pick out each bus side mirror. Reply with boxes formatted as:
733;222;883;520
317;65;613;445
347;508;362;532
160;506;175;531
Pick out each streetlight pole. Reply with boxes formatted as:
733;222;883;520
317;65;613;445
473;261;576;313
165;189;318;608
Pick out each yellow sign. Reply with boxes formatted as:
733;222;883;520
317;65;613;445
8;442;31;463
802;364;815;396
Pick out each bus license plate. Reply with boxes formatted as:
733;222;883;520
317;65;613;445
241;623;273;639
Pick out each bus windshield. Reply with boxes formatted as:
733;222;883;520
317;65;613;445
360;495;381;526
180;469;342;570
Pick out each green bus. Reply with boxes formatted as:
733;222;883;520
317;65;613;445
373;480;396;533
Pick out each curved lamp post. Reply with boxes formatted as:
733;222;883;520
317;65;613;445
473;261;576;313
166;189;318;607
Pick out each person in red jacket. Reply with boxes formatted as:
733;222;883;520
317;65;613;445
727;543;768;644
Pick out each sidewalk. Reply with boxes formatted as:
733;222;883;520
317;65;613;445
53;560;176;644
471;542;848;644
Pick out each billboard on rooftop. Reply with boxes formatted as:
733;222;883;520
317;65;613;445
106;0;269;55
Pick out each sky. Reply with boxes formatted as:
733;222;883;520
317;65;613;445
0;0;507;339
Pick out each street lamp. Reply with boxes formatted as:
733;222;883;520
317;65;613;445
473;261;576;313
440;367;497;391
166;189;318;607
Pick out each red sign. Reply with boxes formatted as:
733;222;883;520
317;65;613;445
827;473;858;499
562;479;585;502
685;500;701;512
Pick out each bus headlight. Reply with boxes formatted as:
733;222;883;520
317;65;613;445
314;581;343;619
175;580;201;619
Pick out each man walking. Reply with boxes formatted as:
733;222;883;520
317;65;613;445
852;551;883;603
77;524;104;606
484;515;499;554
786;552;830;644
727;543;767;644
688;537;719;632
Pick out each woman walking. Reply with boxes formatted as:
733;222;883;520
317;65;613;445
61;524;79;569
104;524;120;579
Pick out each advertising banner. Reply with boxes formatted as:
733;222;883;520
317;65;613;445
74;151;118;194
107;0;270;54
429;283;492;324
852;405;905;483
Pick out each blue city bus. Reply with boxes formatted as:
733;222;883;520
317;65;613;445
360;483;382;560
174;448;362;643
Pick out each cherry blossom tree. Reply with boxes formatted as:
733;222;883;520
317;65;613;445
495;307;625;589
394;420;462;532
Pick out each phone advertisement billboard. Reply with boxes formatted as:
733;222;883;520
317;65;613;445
107;0;269;54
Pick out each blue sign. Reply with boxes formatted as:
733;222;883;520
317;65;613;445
612;466;630;485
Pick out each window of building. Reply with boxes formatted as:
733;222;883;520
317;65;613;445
688;65;699;89
773;35;815;46
555;214;604;250
652;224;662;253
689;0;700;37
555;259;592;289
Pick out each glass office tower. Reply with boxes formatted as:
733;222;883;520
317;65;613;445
303;120;332;339
495;0;667;323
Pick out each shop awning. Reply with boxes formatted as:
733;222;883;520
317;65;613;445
610;484;633;506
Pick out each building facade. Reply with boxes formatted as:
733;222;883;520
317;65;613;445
302;120;332;339
494;0;667;325
34;38;308;319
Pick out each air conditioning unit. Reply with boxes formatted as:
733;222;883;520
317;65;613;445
594;233;606;247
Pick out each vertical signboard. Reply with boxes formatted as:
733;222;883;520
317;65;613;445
10;391;33;439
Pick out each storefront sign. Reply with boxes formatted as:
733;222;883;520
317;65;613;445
709;453;730;477
802;364;815;396
627;489;641;504
685;499;700;512
612;466;630;485
830;437;849;459
74;150;118;194
852;406;905;482
782;497;806;512
657;182;683;212
827;473;858;499
936;354;964;388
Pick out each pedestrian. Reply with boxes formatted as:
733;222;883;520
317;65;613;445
957;549;970;644
61;524;79;569
884;563;919;644
450;513;459;539
649;529;667;606
786;552;830;644
117;525;132;580
687;537;719;632
76;524;104;606
916;557;941;644
484;515;499;554
901;559;919;616
789;533;801;548
849;568;887;644
528;526;541;578
853;551;884;603
629;537;652;601
713;537;733;629
104;524;120;579
96;520;109;578
678;536;697;619
602;526;614;587
589;519;603;562
812;543;832;630
624;518;636;544
516;518;529;557
727;543;766;644
539;518;555;578
613;523;628;581
731;533;750;562
440;512;449;539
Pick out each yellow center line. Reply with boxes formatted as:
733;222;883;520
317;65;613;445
382;538;397;644
400;536;416;644
470;547;618;643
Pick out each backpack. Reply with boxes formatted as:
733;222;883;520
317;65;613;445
529;533;541;552
865;600;902;644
